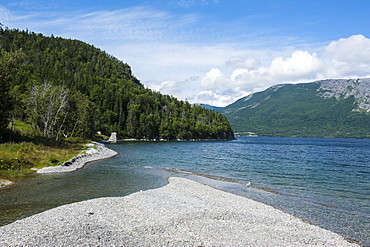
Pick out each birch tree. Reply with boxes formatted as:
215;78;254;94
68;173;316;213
28;82;69;139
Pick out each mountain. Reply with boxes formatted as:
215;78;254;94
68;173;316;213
220;78;370;138
0;27;234;141
197;104;224;112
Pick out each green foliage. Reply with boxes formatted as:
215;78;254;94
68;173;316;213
221;83;370;138
0;142;37;171
0;27;234;141
0;120;91;178
0;49;23;137
0;137;87;179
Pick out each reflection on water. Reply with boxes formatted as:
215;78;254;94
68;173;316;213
0;158;167;226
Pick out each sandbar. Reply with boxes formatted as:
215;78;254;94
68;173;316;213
0;177;357;246
36;142;118;174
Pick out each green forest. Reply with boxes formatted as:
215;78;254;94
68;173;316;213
221;82;370;138
0;27;234;142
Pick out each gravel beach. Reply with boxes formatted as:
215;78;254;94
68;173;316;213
0;177;357;246
36;142;118;174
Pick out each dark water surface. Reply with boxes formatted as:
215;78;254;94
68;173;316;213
0;137;369;245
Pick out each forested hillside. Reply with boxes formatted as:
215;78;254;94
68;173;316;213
221;79;370;138
0;27;234;141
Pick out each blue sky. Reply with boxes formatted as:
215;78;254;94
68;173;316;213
2;0;370;106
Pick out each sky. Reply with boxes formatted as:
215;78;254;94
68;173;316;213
1;0;370;106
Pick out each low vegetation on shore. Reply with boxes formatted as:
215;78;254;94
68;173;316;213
0;26;234;181
0;121;88;180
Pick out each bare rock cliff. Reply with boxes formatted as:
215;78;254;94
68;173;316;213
317;78;370;112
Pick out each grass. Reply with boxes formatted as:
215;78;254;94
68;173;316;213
0;120;89;179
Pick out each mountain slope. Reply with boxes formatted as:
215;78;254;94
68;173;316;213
221;78;370;138
0;27;234;141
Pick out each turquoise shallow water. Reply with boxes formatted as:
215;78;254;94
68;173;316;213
0;137;369;245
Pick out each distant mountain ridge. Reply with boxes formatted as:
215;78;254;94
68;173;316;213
197;103;223;112
220;78;370;138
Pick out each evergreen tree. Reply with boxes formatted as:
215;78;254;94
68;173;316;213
0;50;23;138
0;27;234;140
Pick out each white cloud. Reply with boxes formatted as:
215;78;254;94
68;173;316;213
268;50;321;80
60;8;187;42
3;5;370;107
0;6;37;22
2;6;199;44
194;90;236;107
0;6;11;20
200;68;224;90
115;42;243;82
213;50;322;98
323;34;370;77
324;34;370;63
164;35;370;107
152;76;201;101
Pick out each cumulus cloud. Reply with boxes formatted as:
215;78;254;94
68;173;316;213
268;51;321;80
324;34;370;63
152;70;245;107
323;34;370;77
152;76;202;101
179;35;370;106
194;90;237;107
213;50;322;97
200;68;224;90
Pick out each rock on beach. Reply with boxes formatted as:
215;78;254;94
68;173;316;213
0;179;14;189
0;177;358;246
36;142;118;174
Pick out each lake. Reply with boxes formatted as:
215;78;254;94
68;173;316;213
0;136;369;245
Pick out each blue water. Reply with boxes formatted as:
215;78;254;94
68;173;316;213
0;137;369;245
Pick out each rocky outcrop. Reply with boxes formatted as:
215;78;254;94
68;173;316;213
0;179;14;189
317;78;370;112
107;132;117;143
221;77;370;138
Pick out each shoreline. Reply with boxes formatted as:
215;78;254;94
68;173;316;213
0;177;358;246
108;137;236;142
36;142;118;174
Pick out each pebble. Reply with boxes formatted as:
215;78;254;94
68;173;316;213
36;142;118;174
0;177;359;246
